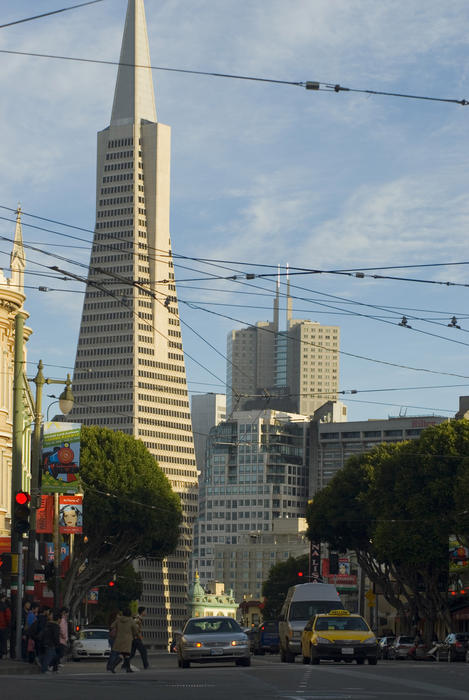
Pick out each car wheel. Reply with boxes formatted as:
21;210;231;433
72;658;81;662
280;647;286;663
310;647;319;665
356;658;365;665
285;646;295;663
241;657;251;667
181;659;190;668
368;658;378;665
302;654;310;664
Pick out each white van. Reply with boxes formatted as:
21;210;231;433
278;582;343;662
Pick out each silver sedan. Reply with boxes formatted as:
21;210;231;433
177;617;251;668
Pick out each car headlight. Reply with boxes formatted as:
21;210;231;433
363;637;377;645
185;642;204;648
316;636;332;644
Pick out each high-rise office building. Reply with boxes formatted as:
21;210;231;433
69;0;198;645
192;409;310;594
191;393;226;474
227;282;339;416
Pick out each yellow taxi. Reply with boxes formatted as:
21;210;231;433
301;609;378;665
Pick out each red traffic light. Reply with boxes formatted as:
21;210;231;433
108;581;115;587
298;571;304;577
15;491;30;505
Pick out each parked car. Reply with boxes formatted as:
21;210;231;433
443;633;469;661
388;635;414;660
177;616;250;668
378;636;395;659
71;628;111;661
251;621;279;655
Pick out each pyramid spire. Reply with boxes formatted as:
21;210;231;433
10;204;25;294
111;0;157;126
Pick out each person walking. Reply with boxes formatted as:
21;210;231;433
58;607;69;666
107;608;138;673
129;606;149;669
40;609;60;674
0;594;11;659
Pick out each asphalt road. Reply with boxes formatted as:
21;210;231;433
2;654;469;700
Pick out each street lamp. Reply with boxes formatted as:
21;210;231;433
26;361;74;597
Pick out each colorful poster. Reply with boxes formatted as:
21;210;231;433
59;495;83;534
41;422;81;494
87;588;99;605
36;495;54;533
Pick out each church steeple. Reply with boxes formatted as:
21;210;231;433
110;0;157;126
10;205;25;295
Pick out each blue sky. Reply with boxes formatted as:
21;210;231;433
1;0;469;422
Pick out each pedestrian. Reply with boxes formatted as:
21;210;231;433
106;609;120;672
40;609;60;674
0;593;11;659
58;607;69;666
129;606;149;669
107;607;138;673
35;606;51;668
21;600;31;660
25;602;40;663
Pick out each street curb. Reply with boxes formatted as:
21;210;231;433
0;661;39;675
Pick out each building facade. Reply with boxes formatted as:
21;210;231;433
187;574;237;618
191;393;226;475
68;0;198;645
192;409;310;595
0;208;34;544
309;409;448;495
212;518;309;601
227;283;339;416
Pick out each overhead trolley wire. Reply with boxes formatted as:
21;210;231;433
0;50;466;106
0;0;107;30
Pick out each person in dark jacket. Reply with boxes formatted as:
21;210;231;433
40;609;60;673
0;594;11;659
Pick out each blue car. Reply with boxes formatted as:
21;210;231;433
251;621;279;655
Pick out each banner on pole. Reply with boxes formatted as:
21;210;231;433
41;422;81;494
36;495;54;533
59;495;83;534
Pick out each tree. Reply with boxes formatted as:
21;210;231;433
62;425;182;618
262;555;309;620
306;421;469;640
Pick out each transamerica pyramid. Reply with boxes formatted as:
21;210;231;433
70;0;198;646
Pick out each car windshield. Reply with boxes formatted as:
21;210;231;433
290;601;344;621
185;619;241;635
80;630;108;640
314;617;370;632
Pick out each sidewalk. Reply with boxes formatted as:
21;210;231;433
0;659;39;675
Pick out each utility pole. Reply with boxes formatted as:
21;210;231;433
11;312;26;659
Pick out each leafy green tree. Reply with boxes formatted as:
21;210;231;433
306;421;469;640
62;425;182;618
87;562;143;627
262;555;309;619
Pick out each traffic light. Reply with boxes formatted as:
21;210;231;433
297;571;304;578
108;574;117;587
0;552;12;574
14;491;31;534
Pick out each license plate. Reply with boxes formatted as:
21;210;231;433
341;648;354;655
210;648;223;656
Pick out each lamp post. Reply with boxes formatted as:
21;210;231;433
26;361;74;597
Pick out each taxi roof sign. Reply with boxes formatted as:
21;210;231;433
328;609;351;616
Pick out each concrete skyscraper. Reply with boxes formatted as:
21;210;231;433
70;0;198;645
227;281;340;416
